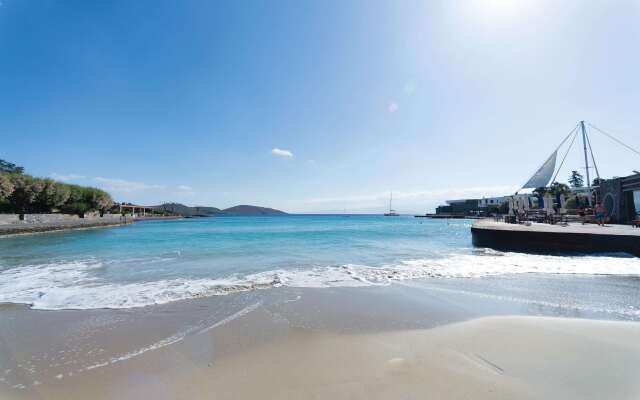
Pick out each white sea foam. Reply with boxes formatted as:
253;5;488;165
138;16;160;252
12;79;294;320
1;250;639;310
407;284;640;320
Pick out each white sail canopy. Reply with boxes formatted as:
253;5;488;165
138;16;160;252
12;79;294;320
522;150;557;189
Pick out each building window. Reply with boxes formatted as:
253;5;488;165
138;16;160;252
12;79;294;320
634;191;640;215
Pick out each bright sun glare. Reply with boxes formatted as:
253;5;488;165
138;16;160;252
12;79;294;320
459;0;540;31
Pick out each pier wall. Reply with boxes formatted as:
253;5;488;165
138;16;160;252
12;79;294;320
0;213;124;225
472;225;640;257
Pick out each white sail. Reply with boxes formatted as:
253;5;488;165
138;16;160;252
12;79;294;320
522;150;557;189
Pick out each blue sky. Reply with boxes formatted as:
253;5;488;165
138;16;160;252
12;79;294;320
1;0;639;213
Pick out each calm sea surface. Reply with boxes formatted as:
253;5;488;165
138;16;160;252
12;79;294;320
1;215;639;311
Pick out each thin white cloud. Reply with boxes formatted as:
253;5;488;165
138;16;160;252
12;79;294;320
272;148;293;158
175;185;195;196
94;177;165;193
388;102;399;113
50;173;85;182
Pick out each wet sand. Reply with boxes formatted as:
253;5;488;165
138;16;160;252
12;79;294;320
162;316;640;400
1;278;639;399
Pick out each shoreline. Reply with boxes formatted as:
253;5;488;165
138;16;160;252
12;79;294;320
0;219;132;237
1;283;638;399
0;215;185;238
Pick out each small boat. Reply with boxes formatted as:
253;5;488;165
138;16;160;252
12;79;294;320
384;192;399;216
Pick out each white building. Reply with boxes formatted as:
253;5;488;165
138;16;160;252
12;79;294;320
478;196;508;208
478;194;540;209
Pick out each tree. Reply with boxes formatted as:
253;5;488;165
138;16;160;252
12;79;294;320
85;188;113;217
568;170;584;188
8;175;41;213
60;185;112;216
61;185;86;215
549;182;571;197
0;165;115;215
36;179;71;211
93;190;113;210
81;187;113;211
0;159;25;174
62;201;90;217
52;182;72;209
0;174;15;201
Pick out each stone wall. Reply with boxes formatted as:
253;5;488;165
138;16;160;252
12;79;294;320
0;213;123;225
0;214;20;224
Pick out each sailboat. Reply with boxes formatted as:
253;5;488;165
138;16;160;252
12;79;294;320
384;192;399;216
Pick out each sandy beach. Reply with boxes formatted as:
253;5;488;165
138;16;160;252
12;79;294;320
3;0;640;398
2;279;639;400
168;316;639;400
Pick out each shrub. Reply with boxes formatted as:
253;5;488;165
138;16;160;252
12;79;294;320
0;173;14;201
0;172;113;215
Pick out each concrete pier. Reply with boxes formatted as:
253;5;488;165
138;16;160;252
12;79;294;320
471;219;640;257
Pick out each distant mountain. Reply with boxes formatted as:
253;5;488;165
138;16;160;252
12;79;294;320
150;203;286;216
150;203;220;217
192;206;222;215
221;205;287;216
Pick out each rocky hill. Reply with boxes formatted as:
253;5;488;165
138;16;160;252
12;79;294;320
151;203;286;217
221;205;287;216
150;203;220;217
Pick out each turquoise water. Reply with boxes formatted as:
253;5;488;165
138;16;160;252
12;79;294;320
1;215;639;310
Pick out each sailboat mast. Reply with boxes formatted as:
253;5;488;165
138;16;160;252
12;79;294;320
580;121;592;206
389;192;393;212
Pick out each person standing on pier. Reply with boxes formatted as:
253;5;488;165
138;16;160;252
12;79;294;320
594;203;606;226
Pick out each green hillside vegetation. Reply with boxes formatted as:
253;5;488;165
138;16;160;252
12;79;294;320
0;160;113;216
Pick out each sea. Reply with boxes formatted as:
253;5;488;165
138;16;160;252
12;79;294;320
1;215;639;315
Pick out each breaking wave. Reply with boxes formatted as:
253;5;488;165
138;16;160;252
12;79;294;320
1;250;639;310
